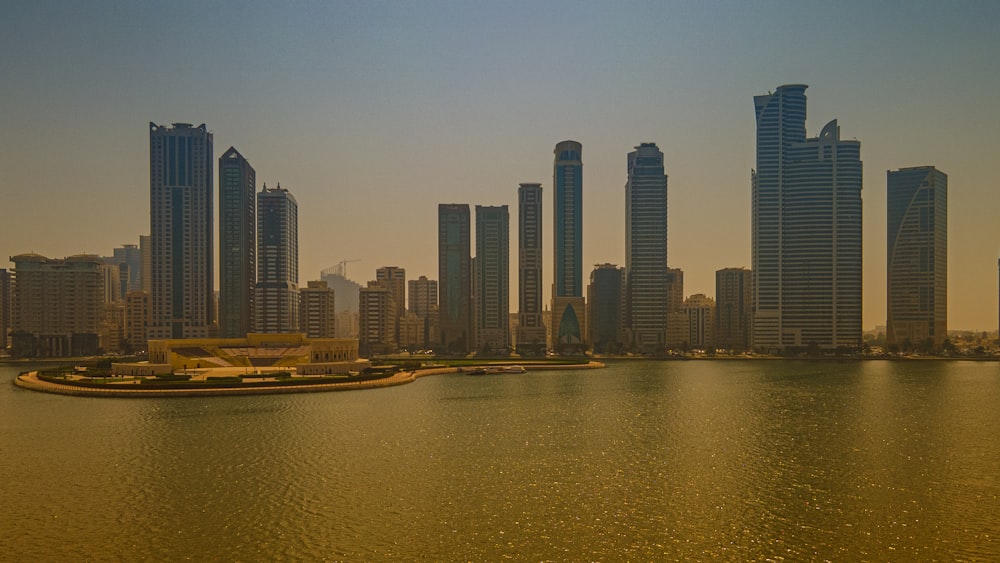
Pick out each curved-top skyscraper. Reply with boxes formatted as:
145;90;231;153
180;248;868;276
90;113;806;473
886;166;947;349
751;85;863;352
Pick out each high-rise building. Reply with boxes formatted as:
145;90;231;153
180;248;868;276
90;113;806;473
475;205;510;354
139;235;151;293
125;290;150;354
552;141;586;353
113;244;142;293
408;276;437;317
0;268;10;350
683;294;716;350
665;268;687;350
626;142;669;354
517;183;546;356
408;275;437;349
438;204;471;354
887;166;947;349
715;267;752;351
219;147;256;338
359;281;394;356
588;264;625;354
376;266;406;341
10;254;104;357
751;85;863;351
255;183;299;333
148;122;214;340
299;280;336;338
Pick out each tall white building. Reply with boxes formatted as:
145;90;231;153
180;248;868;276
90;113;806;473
148;122;214;340
751;85;863;351
255;183;299;333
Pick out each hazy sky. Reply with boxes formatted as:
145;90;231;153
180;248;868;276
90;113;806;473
2;1;999;330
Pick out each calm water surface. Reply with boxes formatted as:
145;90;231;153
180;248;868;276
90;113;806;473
2;360;999;561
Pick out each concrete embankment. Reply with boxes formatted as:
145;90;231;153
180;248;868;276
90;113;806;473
13;361;603;398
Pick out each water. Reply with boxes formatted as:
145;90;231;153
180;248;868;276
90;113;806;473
2;360;999;561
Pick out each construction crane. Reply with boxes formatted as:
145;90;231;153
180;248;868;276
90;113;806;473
322;259;361;279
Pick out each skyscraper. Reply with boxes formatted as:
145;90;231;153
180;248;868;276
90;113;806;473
255;183;299;334
887;166;947;349
751;85;863;352
408;275;437;350
715;267;752;352
113;244;142;293
517;183;546;356
552;141;586;353
438;204;471;354
0;268;10;350
626;142;669;353
359;281;394;356
148;122;214;340
475;205;509;354
588;263;625;354
219;147;256;338
299;280;336;338
376;266;406;342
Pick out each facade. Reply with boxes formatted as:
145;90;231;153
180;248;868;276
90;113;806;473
10;254;104;357
359;281;395;356
99;262;122;303
0;268;10;350
320;269;361;315
398;311;426;351
376;266;406;341
887;166;947;348
552;141;586;353
408;276;437;318
715;267;752;351
665;268;686;350
438;204;471;354
113;244;142;293
125;290;151;354
683;294;716;349
219;146;256;338
148;122;214;340
588;264;625;354
626;142;669;353
124;333;365;376
140;235;151;292
255;184;299;333
299;280;336;338
751;85;863;351
517;183;546;356
408;275;437;349
475;205;510;354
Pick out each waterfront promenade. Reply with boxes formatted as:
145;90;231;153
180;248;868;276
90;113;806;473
13;361;604;398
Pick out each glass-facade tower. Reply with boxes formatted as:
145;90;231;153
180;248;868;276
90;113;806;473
887;166;947;348
625;142;669;353
751;85;863;351
219;147;256;338
255;184;298;333
475;205;510;354
552;141;585;352
438;204;471;354
148;122;214;340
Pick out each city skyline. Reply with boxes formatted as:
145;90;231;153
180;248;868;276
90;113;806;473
2;2;1000;330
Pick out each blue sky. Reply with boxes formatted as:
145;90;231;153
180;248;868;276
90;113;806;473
2;1;999;329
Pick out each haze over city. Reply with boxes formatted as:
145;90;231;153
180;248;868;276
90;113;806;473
2;1;999;330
